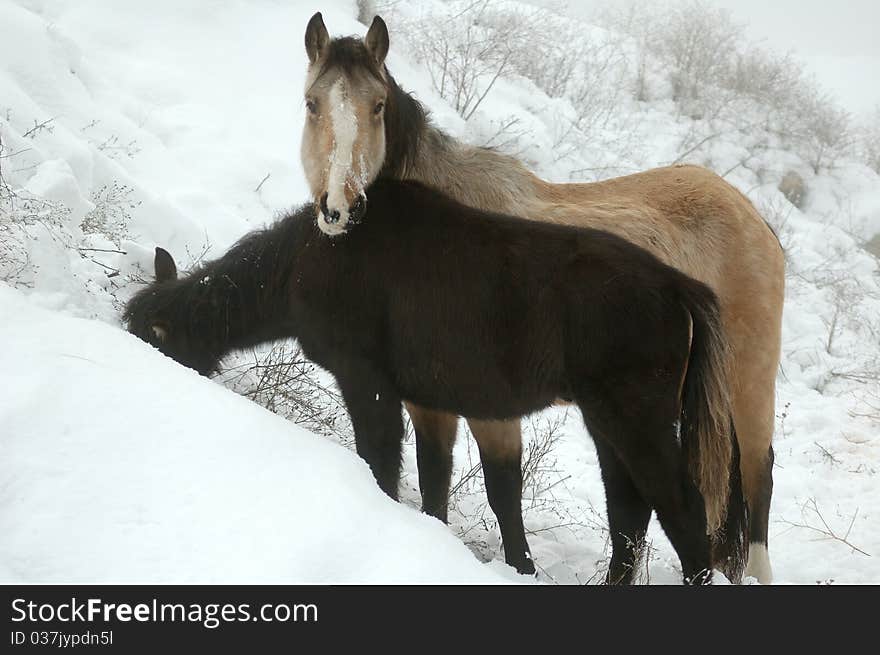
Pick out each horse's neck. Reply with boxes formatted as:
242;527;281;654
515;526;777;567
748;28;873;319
403;125;539;218
203;220;306;352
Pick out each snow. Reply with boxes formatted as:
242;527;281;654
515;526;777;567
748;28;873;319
1;0;879;583
320;77;360;236
0;285;512;584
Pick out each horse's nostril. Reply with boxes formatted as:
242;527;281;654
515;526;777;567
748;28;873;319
319;193;341;224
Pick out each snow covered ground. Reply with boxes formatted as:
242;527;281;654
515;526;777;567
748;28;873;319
0;285;516;584
1;0;878;584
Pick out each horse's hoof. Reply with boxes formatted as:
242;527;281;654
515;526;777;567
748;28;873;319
514;555;536;576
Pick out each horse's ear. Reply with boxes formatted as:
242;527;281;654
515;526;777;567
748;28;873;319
305;12;330;64
364;16;389;66
154;247;178;283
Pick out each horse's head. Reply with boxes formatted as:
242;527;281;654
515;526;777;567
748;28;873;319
301;12;390;236
124;247;220;376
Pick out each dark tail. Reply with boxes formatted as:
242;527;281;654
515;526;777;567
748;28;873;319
712;422;749;582
679;280;748;580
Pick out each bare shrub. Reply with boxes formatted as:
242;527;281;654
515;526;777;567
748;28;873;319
790;92;854;174
858;106;880;174
779;498;870;557
726;48;803;112
505;7;629;124
0;131;72;285
595;2;652;102
2;115;152;289
80;181;140;247
447;412;569;513
521;413;567;497
520;28;631;156
722;47;810;144
22;116;56;139
758;196;795;255
480;4;638;164
402;0;531;120
476;114;531;157
95;135;141;160
598;1;853;173
218;342;351;442
646;0;744;118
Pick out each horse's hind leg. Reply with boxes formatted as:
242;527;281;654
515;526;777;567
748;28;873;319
732;373;776;583
579;389;711;584
469;418;535;575
743;443;773;581
727;310;781;584
593;439;652;584
406;403;458;523
722;235;783;583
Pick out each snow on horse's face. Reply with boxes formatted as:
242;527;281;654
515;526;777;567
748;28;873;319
301;13;389;237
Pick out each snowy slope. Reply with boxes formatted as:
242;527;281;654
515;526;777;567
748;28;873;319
1;0;879;584
0;285;513;584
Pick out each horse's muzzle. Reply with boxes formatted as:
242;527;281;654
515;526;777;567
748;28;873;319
319;192;341;224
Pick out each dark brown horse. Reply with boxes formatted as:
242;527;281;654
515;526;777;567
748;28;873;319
299;13;782;582
125;178;747;583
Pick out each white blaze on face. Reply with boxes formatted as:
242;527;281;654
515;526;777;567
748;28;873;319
319;78;359;237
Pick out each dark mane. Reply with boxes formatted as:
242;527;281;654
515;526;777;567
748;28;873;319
124;205;317;374
313;36;385;84
381;71;428;178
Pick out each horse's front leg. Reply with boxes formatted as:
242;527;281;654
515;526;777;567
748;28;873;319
406;403;458;523
468;418;535;576
335;363;405;500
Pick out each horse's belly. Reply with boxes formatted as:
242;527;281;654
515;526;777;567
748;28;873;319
393;359;558;420
400;389;557;422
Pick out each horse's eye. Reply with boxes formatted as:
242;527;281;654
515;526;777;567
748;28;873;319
373;101;385;115
306;99;317;115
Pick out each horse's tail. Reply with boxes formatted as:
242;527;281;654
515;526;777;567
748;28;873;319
712;420;749;582
678;280;748;579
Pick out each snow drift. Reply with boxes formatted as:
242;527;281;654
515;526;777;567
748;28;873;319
0;286;511;583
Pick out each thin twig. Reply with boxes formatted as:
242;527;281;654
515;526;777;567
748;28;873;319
813;442;841;466
23;117;56;139
78;247;127;255
255;172;271;193
779;498;870;557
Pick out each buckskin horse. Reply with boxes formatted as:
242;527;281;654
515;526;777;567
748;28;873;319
299;13;782;582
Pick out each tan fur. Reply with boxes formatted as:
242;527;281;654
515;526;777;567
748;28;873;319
466;419;524;460
670;310;732;532
301;67;388;231
690;309;734;533
404;402;458;451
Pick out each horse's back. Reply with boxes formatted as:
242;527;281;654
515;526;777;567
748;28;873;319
312;178;704;418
